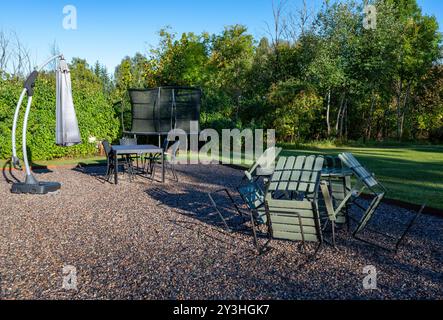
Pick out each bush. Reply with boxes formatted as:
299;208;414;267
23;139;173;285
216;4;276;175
429;126;443;143
0;73;120;161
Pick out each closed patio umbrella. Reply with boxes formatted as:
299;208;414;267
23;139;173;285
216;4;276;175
11;54;81;194
56;58;81;147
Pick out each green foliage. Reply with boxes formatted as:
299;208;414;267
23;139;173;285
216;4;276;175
269;79;323;142
12;0;437;158
109;0;440;143
0;61;119;161
145;29;210;87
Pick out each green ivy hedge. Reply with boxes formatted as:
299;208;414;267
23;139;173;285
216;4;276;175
0;74;120;161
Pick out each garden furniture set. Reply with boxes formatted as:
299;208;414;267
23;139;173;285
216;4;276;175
102;137;180;184
209;148;425;256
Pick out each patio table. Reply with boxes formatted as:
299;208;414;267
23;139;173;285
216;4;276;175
321;167;354;225
111;144;164;184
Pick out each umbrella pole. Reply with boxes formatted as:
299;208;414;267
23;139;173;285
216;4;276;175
21;97;37;183
11;88;27;169
11;55;64;195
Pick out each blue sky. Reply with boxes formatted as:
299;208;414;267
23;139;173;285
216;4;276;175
0;0;441;73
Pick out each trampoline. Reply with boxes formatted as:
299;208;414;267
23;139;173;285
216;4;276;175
122;87;201;142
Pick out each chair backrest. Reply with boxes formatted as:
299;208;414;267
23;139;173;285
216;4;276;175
263;155;325;243
245;147;282;180
267;155;325;196
323;156;343;172
238;182;265;211
338;153;378;188
120;137;137;146
102;140;112;158
265;198;322;243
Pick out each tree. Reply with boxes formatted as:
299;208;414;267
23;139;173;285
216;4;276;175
208;25;255;120
144;29;209;87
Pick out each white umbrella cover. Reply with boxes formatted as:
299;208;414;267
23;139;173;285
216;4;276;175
56;58;81;146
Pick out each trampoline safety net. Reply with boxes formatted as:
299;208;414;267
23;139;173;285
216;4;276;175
124;86;201;135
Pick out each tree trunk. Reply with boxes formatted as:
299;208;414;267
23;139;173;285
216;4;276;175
344;100;349;140
339;99;348;139
336;92;345;134
399;82;411;140
396;79;403;141
326;89;331;136
365;91;376;141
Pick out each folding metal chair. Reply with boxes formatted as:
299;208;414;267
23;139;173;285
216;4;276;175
338;153;425;252
256;155;326;256
320;156;353;228
207;147;282;233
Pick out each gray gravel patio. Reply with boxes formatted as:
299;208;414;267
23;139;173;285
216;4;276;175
0;164;442;300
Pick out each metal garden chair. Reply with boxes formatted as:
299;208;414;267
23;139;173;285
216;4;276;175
254;155;327;256
144;138;170;175
150;140;180;182
207;147;282;233
102;140;135;182
120;137;143;170
337;153;425;252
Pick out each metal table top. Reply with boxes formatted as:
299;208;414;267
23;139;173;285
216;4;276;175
321;167;354;178
112;144;163;155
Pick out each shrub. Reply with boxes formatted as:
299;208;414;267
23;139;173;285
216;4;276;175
0;73;120;161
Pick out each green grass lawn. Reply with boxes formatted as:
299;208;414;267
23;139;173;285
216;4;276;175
0;156;106;168
2;145;442;210
279;144;443;210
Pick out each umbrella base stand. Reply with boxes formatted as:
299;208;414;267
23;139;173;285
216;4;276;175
11;180;61;195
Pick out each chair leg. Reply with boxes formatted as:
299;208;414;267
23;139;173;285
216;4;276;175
124;157;134;182
222;189;243;217
394;204;425;253
249;210;260;253
151;162;157;181
331;220;336;248
345;204;351;232
310;242;323;260
170;163;178;182
105;161;110;181
353;204;426;253
353;194;384;236
296;213;307;253
105;158;114;182
208;192;232;232
261;201;273;253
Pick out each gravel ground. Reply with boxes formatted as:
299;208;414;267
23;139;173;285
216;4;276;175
0;164;442;300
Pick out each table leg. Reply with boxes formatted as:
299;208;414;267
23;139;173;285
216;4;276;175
114;152;118;185
162;150;165;183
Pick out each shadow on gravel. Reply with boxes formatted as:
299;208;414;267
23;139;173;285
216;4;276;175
2;159;20;184
145;186;249;232
72;163;443;296
72;164;110;184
